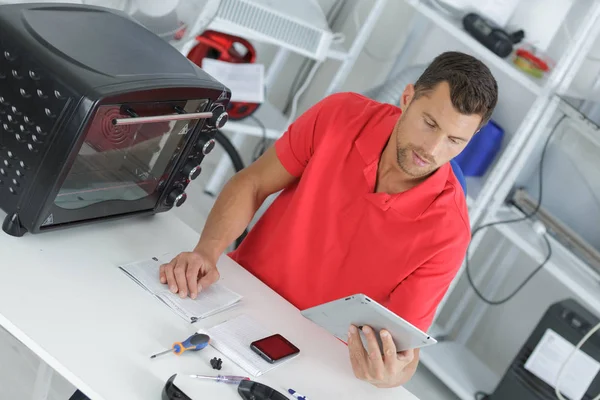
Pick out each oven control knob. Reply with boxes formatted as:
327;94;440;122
213;111;228;129
209;105;228;129
196;138;216;155
182;162;202;180
167;188;187;207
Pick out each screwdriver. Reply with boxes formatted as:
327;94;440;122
150;333;210;359
189;374;250;384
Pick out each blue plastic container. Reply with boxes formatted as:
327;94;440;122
453;119;504;177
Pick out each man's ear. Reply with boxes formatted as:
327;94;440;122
400;84;415;111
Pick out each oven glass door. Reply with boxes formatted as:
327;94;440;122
44;99;209;227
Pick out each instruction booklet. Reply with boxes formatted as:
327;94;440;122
119;254;242;323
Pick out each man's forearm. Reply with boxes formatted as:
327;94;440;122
194;172;264;261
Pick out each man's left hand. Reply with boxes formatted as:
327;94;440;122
347;324;416;388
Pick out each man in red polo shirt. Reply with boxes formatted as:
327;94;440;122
160;51;498;387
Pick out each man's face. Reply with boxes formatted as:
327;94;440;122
393;81;483;178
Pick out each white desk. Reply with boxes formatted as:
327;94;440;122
0;211;419;400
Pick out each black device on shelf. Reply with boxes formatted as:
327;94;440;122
489;299;600;399
0;3;230;236
463;13;524;58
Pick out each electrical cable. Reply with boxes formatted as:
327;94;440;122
250;115;269;161
285;61;322;128
555;319;600;400
465;115;567;306
284;59;312;114
283;0;344;113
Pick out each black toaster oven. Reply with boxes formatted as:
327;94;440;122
0;3;231;236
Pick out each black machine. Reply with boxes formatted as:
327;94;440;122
463;13;524;58
490;299;600;399
0;3;230;236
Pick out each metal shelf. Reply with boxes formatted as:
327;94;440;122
409;0;546;96
327;41;350;61
465;176;483;209
420;340;499;400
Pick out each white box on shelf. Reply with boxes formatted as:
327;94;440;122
207;0;334;61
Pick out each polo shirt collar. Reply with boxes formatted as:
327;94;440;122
354;107;450;219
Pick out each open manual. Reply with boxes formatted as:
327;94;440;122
119;254;242;323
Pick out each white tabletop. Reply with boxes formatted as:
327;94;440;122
0;211;419;400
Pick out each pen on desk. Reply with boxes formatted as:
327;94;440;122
288;388;309;400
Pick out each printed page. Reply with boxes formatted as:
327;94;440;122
203;314;298;377
157;283;242;321
119;256;165;294
524;328;600;400
201;58;265;103
119;254;242;321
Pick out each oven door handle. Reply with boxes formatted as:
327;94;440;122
112;111;214;126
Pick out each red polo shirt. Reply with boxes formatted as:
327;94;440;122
229;92;470;331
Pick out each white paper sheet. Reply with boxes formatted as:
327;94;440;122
119;254;242;322
524;328;600;400
201;58;265;103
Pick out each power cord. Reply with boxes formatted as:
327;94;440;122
285;61;322;128
250;115;269;161
465;115;567;305
283;0;344;113
555;319;600;400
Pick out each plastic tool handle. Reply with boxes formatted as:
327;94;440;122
173;333;210;355
217;375;250;384
189;374;250;384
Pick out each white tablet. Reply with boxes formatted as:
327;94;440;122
301;294;437;352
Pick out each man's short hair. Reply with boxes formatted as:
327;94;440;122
413;51;498;129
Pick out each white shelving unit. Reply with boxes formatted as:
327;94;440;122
181;0;391;194
389;1;600;399
423;201;600;400
409;0;546;96
494;206;600;314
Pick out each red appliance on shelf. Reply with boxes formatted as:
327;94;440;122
187;30;260;121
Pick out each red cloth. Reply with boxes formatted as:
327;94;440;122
229;92;470;331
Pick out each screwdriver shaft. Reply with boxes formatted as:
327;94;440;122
150;348;173;359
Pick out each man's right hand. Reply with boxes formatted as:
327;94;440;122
159;251;220;299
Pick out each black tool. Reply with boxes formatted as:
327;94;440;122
463;13;524;58
162;374;289;400
238;380;289;400
210;357;223;370
162;374;192;400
